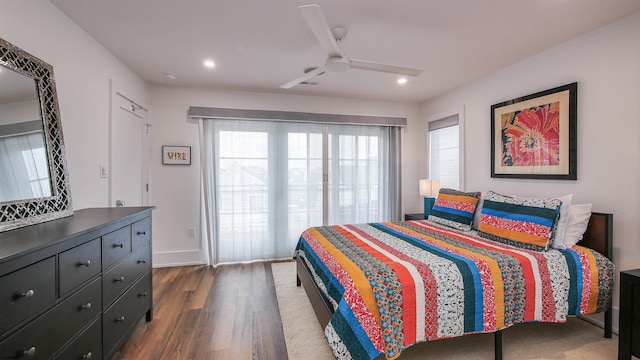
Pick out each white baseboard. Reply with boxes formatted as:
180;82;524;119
152;249;205;268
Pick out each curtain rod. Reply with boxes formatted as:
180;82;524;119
187;106;407;127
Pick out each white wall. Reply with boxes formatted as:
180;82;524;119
420;11;640;331
0;100;40;125
148;86;422;266
0;0;149;209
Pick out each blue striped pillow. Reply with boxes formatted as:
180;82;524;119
428;188;481;231
477;191;562;251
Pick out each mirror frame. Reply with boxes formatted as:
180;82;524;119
0;38;73;232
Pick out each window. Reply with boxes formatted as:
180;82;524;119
328;125;382;224
0;132;51;202
201;119;400;264
429;115;461;190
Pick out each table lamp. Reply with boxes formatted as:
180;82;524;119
419;179;440;218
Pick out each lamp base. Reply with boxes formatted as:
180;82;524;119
424;197;436;218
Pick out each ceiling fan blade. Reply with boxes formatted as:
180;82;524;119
350;59;423;77
299;4;343;58
280;66;327;89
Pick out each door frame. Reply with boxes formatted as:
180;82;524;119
109;81;150;206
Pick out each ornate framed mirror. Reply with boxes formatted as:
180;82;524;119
0;38;72;232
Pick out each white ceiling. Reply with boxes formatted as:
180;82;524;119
51;0;640;102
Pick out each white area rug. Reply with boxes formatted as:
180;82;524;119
272;261;618;360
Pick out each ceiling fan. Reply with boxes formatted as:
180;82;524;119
281;4;423;89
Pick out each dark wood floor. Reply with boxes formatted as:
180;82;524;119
112;262;290;360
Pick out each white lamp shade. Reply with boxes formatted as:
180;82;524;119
419;179;440;197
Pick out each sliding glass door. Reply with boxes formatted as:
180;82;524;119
202;119;397;263
328;125;382;225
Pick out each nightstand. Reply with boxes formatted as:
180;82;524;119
405;213;426;221
619;269;640;360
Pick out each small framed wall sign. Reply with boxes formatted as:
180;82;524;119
162;145;191;165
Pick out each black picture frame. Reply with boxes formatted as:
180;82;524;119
491;82;577;180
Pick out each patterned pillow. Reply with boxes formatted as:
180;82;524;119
477;191;562;251
427;188;481;231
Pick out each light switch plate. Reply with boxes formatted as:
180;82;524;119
99;165;108;178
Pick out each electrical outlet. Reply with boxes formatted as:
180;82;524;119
99;165;108;178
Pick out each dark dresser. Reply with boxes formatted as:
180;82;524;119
0;207;154;359
619;268;640;360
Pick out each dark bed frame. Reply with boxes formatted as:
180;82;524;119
295;212;613;360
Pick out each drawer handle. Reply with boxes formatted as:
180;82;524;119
113;243;125;248
82;351;93;359
21;289;35;299
138;259;147;264
114;276;125;283
81;302;92;311
78;260;91;267
139;292;148;298
116;316;126;322
23;346;36;358
137;231;146;235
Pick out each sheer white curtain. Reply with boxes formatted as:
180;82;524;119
0;132;51;202
199;118;401;265
327;125;401;224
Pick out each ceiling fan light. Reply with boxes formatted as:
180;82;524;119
326;57;350;72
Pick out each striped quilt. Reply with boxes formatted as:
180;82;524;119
294;220;614;360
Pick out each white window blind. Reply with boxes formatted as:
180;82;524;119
429;115;460;190
0;132;51;202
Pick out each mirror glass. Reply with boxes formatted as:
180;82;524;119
0;65;52;202
0;37;73;232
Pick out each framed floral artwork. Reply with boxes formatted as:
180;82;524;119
491;82;577;180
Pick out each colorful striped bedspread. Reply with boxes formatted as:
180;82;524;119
294;220;614;360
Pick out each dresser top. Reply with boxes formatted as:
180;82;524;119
622;268;640;279
0;207;154;263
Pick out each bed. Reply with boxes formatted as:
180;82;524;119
294;190;614;360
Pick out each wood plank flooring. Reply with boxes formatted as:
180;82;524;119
111;262;290;360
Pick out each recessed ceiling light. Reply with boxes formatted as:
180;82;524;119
203;60;216;68
164;72;176;80
397;77;407;84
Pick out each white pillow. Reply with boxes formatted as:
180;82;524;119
471;192;484;230
551;193;573;249
563;204;593;248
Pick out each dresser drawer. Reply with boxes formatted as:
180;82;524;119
131;217;151;250
103;244;150;306
633;319;640;356
103;226;132;269
0;257;56;337
59;238;102;296
55;317;102;360
103;272;151;356
0;277;101;360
